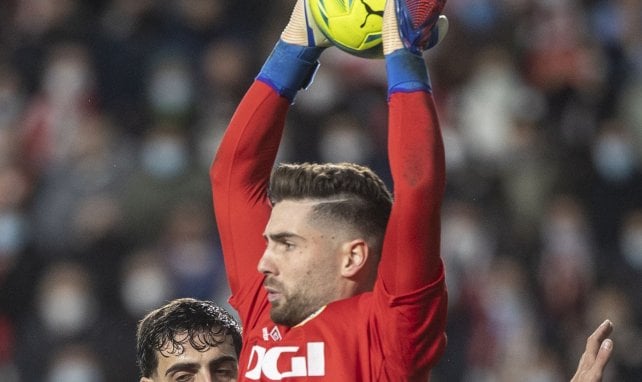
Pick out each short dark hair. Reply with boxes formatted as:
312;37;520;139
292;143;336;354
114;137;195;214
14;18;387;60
269;162;393;249
136;298;242;378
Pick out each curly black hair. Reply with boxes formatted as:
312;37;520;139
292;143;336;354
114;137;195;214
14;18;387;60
136;298;242;378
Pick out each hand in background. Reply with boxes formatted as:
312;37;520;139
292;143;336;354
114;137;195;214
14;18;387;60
571;320;614;382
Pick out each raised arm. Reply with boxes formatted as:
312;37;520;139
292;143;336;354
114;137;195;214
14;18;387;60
377;1;448;295
210;81;289;297
380;88;445;292
210;0;327;306
369;2;449;375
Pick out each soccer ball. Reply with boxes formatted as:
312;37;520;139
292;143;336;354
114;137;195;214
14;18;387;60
309;0;385;59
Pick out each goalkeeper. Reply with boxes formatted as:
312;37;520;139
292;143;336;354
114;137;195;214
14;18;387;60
211;0;448;380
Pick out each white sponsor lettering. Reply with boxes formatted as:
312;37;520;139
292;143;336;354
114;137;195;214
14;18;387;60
306;342;324;376
245;342;325;380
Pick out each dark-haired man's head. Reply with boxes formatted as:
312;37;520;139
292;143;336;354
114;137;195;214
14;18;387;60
136;298;242;382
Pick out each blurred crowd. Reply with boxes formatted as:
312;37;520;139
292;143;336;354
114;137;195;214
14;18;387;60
0;0;640;381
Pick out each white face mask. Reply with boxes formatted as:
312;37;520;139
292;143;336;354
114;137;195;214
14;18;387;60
121;265;173;317
140;136;189;179
47;358;104;382
39;284;95;336
0;212;27;257
147;58;194;115
43;58;90;103
621;224;642;270
592;131;636;183
0;77;24;128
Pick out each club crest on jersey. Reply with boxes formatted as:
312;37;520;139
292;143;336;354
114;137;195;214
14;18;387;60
262;326;283;341
245;342;325;380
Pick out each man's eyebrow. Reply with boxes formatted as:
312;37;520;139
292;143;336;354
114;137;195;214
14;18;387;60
164;355;238;376
165;362;199;376
263;231;305;242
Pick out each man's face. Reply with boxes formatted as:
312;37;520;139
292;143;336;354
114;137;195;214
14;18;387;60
259;200;345;327
141;333;238;382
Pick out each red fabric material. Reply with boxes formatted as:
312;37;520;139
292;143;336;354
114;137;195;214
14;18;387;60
210;80;447;381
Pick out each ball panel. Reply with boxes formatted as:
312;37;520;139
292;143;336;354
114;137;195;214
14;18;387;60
309;0;384;58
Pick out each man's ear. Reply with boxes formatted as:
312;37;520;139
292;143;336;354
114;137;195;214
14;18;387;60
141;377;153;382
340;239;369;278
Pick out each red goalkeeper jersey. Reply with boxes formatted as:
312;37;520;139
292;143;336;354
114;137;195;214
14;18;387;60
211;80;447;381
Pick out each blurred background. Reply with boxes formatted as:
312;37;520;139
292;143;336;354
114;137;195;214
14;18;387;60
0;0;640;381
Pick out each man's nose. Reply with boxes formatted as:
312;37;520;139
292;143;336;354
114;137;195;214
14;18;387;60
257;248;276;275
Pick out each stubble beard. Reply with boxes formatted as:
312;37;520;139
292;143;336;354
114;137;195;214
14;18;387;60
270;290;320;327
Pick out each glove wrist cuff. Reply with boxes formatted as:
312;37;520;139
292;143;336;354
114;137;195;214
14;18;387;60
257;40;323;102
385;49;431;94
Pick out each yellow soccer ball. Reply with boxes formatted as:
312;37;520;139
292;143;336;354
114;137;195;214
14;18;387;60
309;0;385;59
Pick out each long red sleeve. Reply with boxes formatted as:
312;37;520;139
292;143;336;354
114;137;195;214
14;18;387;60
210;80;289;321
379;90;446;296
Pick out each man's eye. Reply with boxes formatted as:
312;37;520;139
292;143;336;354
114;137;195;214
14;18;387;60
174;373;194;382
212;361;238;380
278;241;294;250
213;368;237;381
